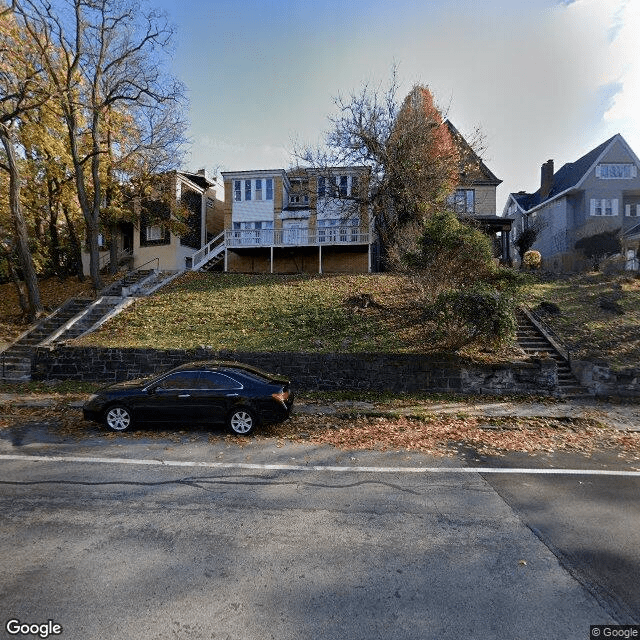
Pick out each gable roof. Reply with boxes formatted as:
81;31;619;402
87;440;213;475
513;134;632;213
445;120;502;187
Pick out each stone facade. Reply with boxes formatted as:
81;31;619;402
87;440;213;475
32;346;559;396
571;360;640;398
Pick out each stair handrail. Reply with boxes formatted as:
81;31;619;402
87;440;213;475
189;231;225;270
132;256;160;273
99;247;133;271
521;305;572;365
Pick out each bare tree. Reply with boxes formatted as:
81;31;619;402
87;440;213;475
18;0;187;291
296;70;462;265
514;217;545;265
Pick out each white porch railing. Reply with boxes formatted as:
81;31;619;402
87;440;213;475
188;231;225;271
225;227;370;248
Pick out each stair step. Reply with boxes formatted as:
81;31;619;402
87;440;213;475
516;309;584;395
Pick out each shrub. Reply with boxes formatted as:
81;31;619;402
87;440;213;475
514;227;538;261
423;285;517;350
404;211;496;289
523;250;542;270
574;231;621;271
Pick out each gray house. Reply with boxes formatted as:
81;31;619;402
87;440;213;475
503;134;640;271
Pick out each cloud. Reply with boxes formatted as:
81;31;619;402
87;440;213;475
558;0;639;142
601;1;640;128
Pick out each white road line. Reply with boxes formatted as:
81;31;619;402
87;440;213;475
1;454;640;476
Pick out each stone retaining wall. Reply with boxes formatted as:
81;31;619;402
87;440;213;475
571;360;640;398
32;346;559;396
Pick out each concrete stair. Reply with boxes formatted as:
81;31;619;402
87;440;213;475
1;269;182;381
46;296;129;343
1;297;92;381
516;309;584;397
100;269;154;296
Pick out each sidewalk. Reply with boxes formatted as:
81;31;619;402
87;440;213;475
294;397;640;432
2;392;639;432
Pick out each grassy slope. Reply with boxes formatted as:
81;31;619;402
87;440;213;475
525;272;640;368
3;271;638;368
78;272;429;353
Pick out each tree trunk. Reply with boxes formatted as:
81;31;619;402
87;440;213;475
65;110;101;292
62;204;84;281
109;221;119;276
0;125;43;321
4;253;29;316
47;180;62;276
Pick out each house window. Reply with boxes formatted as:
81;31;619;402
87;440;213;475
449;189;475;213
255;179;262;201
317;218;359;243
625;204;640;217
590;198;618;216
266;178;273;200
146;225;163;241
289;194;309;205
97;233;105;248
245;180;252;201
351;175;358;198
234;181;241;202
597;164;637;179
318;177;326;198
339;175;348;197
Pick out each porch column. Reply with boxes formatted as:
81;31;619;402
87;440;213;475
319;245;323;274
224;248;228;272
270;246;274;274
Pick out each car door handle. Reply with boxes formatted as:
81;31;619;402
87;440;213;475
226;393;238;397
178;394;191;398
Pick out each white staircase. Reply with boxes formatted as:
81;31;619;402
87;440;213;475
187;232;225;271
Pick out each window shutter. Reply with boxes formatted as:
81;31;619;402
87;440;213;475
595;165;601;178
626;204;632;217
632;165;638;178
612;199;619;216
590;199;597;216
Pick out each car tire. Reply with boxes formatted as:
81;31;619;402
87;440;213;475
104;405;133;432
227;408;256;436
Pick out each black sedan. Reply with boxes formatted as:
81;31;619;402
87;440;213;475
83;361;294;435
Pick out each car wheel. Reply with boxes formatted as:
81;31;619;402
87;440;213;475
104;405;133;432
228;408;256;436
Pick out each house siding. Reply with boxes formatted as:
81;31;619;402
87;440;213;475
507;134;640;271
221;168;371;274
458;184;496;216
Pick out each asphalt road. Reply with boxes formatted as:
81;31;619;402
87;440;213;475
0;422;638;640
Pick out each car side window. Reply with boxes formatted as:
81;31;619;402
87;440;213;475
155;371;201;390
197;372;243;390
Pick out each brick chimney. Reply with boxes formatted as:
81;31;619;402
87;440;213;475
540;159;554;200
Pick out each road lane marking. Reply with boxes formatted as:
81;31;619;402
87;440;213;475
1;454;640;476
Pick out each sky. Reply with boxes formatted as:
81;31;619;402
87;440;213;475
153;0;640;210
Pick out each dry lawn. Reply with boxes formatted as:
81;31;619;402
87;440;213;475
526;272;640;368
